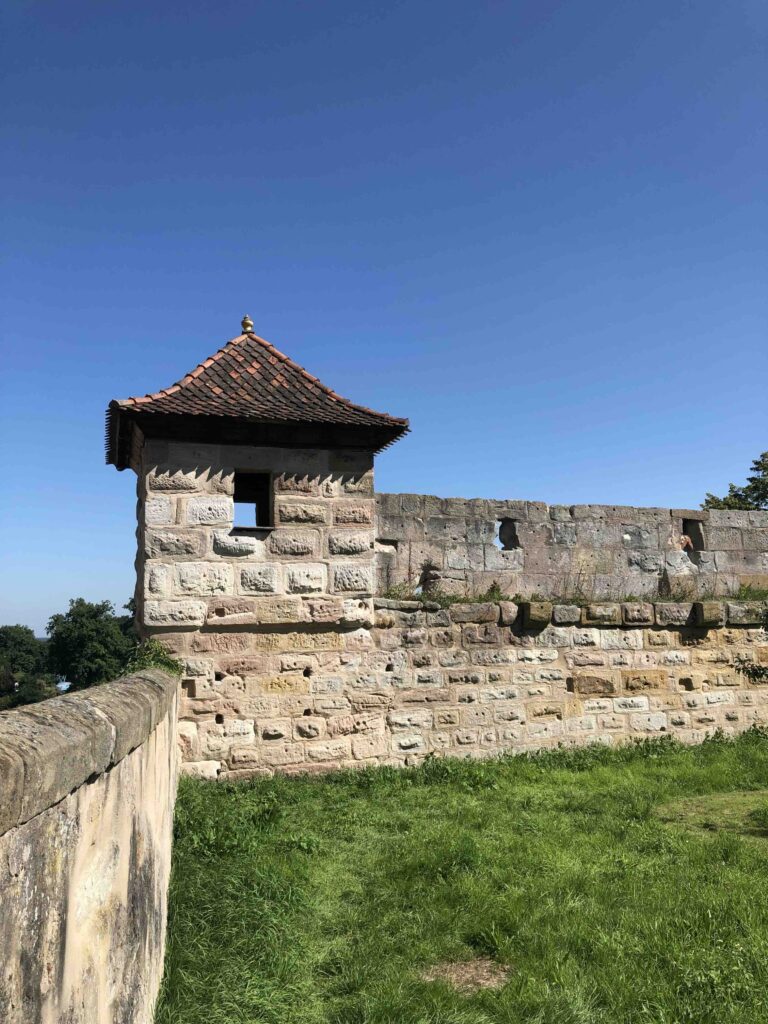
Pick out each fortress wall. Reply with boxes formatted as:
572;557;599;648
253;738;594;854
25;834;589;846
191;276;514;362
0;670;178;1024
375;494;768;599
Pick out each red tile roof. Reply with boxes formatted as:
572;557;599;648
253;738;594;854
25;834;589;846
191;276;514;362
106;328;409;466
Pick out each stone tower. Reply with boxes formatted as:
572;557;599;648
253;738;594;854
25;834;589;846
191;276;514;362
106;317;408;776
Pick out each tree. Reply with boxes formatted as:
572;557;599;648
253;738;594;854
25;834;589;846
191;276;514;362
703;451;768;511
46;598;136;691
0;625;57;709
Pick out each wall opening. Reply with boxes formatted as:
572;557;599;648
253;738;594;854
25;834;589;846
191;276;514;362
494;519;521;551
682;519;706;552
233;472;272;529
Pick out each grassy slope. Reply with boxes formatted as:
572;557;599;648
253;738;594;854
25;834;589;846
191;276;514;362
156;733;768;1024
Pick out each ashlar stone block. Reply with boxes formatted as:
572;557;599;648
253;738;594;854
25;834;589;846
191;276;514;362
185;497;232;526
286;565;326;594
144;600;207;627
175;562;233;596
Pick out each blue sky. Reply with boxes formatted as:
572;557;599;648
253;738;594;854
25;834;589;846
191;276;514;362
2;1;766;632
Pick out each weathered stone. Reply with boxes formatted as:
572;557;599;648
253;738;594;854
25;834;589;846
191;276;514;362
334;503;374;524
621;669;667;693
268;530;318;557
276;503;328;524
694;601;726;627
212;531;264;556
727;602;766;625
145;529;206;558
498;601;519;625
145;496;173;526
147;469;201;492
175;562;233;596
570;672;618;696
145;600;207;626
206;596;303;626
328;531;372;555
582;603;621;626
449;602;498;624
521;602;553;629
552;604;581;625
240;565;281;594
332;565;373;593
621;602;655;625
655;603;694;626
185;497;232;525
286;565;326;594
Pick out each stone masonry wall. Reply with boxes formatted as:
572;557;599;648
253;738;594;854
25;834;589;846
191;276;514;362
0;670;178;1024
135;440;379;778
375;494;768;600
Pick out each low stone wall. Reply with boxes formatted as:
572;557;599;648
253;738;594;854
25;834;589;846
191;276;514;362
375;494;768;599
0;669;178;1024
178;598;767;779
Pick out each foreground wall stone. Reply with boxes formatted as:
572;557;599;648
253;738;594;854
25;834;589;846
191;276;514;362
375;494;768;599
0;669;178;1024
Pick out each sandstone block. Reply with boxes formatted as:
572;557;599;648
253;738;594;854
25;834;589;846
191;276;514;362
655;603;694;626
240;565;281;594
621;669;667;693
268;530;318;557
694;601;725;627
145;496;173;526
212;531;265;556
306;739;351;762
207;596;303;626
351;733;389;759
145;529;207;558
614;695;649;711
328;531;372;555
332;564;373;593
571;672;617;696
498;601;519;625
185;497;232;525
521;602;553;629
726;602;766;625
274;474;319;495
622;603;655;625
285;565;326;594
629;713;668;732
333;503;373;525
175;562;233;596
449;602;499;624
144;600;206;627
147;469;201;492
552;604;581;625
294;717;326;740
276;502;328;525
581;603;621;626
145;563;170;598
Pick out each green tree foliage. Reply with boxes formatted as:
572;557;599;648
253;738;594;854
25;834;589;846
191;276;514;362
46;598;136;691
0;624;58;709
703;451;768;511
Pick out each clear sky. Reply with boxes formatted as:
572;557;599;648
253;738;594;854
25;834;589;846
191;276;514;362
2;1;766;632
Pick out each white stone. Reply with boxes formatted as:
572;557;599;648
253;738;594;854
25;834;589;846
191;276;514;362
145;497;173;526
144;600;207;626
182;760;221;780
185;497;232;525
285;565;326;594
332;565;374;593
240;565;281;594
212;531;265;557
175;562;233;596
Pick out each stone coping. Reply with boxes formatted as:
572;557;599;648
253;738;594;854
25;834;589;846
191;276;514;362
373;597;768;629
0;669;177;837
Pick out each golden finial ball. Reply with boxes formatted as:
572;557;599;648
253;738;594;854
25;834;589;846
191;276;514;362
241;315;254;334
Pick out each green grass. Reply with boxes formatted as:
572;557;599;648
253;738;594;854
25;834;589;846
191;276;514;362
156;732;768;1024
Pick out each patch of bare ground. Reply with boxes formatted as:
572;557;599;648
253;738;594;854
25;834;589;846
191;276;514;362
421;957;511;993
